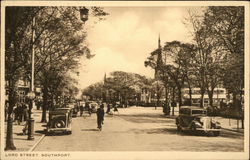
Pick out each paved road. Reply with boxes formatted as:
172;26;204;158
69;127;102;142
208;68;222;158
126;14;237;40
34;107;244;151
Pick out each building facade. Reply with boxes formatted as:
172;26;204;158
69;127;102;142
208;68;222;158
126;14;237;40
182;87;227;107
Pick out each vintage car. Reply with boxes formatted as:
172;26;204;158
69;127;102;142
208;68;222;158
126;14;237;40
46;107;72;135
89;102;98;113
176;106;221;136
72;105;79;117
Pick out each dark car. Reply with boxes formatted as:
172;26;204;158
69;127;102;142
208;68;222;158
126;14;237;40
176;106;221;136
89;102;98;113
72;105;79;117
46;107;72;135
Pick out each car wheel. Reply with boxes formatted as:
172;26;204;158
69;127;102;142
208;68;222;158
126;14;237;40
177;125;182;132
54;120;65;128
190;124;196;134
45;131;51;136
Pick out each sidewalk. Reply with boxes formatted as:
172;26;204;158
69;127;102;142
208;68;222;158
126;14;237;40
216;117;244;133
4;109;47;152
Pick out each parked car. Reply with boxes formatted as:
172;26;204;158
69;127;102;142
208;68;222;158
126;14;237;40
89;102;98;113
46;107;72;135
176;106;221;136
72;104;79;117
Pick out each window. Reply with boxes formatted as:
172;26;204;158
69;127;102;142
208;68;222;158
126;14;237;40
192;110;205;115
180;108;191;115
186;109;191;115
204;99;209;104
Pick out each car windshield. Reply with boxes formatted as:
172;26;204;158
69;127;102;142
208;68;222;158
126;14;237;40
192;110;206;115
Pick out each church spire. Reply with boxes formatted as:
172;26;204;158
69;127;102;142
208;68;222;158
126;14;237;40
155;34;163;80
104;72;106;84
158;33;161;48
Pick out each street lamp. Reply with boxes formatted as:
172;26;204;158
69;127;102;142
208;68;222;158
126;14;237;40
27;16;36;140
154;93;157;110
80;7;89;23
27;91;36;100
27;91;35;140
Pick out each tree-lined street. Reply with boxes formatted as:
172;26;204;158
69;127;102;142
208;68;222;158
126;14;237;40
2;3;247;159
34;107;243;152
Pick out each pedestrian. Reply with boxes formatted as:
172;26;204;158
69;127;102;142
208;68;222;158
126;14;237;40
109;103;114;115
16;103;22;125
80;104;84;116
88;106;92;116
96;103;105;131
113;103;119;114
21;103;29;134
22;103;29;121
36;100;42;110
106;103;111;114
13;106;18;124
85;102;91;116
167;104;170;115
21;103;27;124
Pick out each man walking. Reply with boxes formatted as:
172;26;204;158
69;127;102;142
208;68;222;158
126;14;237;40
106;103;111;114
96;104;105;131
79;104;84;116
113;103;119;115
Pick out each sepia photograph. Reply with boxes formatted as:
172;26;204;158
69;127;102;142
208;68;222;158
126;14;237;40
1;1;249;160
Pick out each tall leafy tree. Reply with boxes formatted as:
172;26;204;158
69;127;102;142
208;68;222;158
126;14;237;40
33;7;87;122
5;6;108;150
5;7;43;150
203;6;244;107
202;6;244;128
162;41;194;107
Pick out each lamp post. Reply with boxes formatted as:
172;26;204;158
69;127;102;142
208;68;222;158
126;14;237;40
154;93;157;110
27;16;36;140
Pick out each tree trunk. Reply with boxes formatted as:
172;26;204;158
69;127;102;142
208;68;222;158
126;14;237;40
200;88;205;108
41;85;48;123
157;92;160;109
5;80;16;150
188;85;192;106
165;86;168;106
207;89;214;107
232;92;237;109
177;86;182;107
241;116;244;129
172;86;176;116
5;115;16;150
240;88;244;129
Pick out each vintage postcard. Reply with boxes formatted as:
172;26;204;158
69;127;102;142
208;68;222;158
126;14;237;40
1;1;249;160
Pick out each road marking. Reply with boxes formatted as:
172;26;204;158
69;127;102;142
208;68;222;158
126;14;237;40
28;134;45;152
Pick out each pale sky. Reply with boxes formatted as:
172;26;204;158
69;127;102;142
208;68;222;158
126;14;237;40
77;7;195;89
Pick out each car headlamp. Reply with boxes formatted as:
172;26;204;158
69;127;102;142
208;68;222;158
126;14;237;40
200;117;205;123
211;117;217;123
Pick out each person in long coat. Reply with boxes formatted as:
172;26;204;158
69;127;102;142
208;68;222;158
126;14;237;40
96;104;105;131
106;103;111;114
113;103;119;114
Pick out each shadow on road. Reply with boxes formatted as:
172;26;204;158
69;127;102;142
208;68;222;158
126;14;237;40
81;129;100;132
119;114;174;123
35;130;46;134
220;130;244;139
130;127;188;135
129;127;243;138
120;113;166;118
